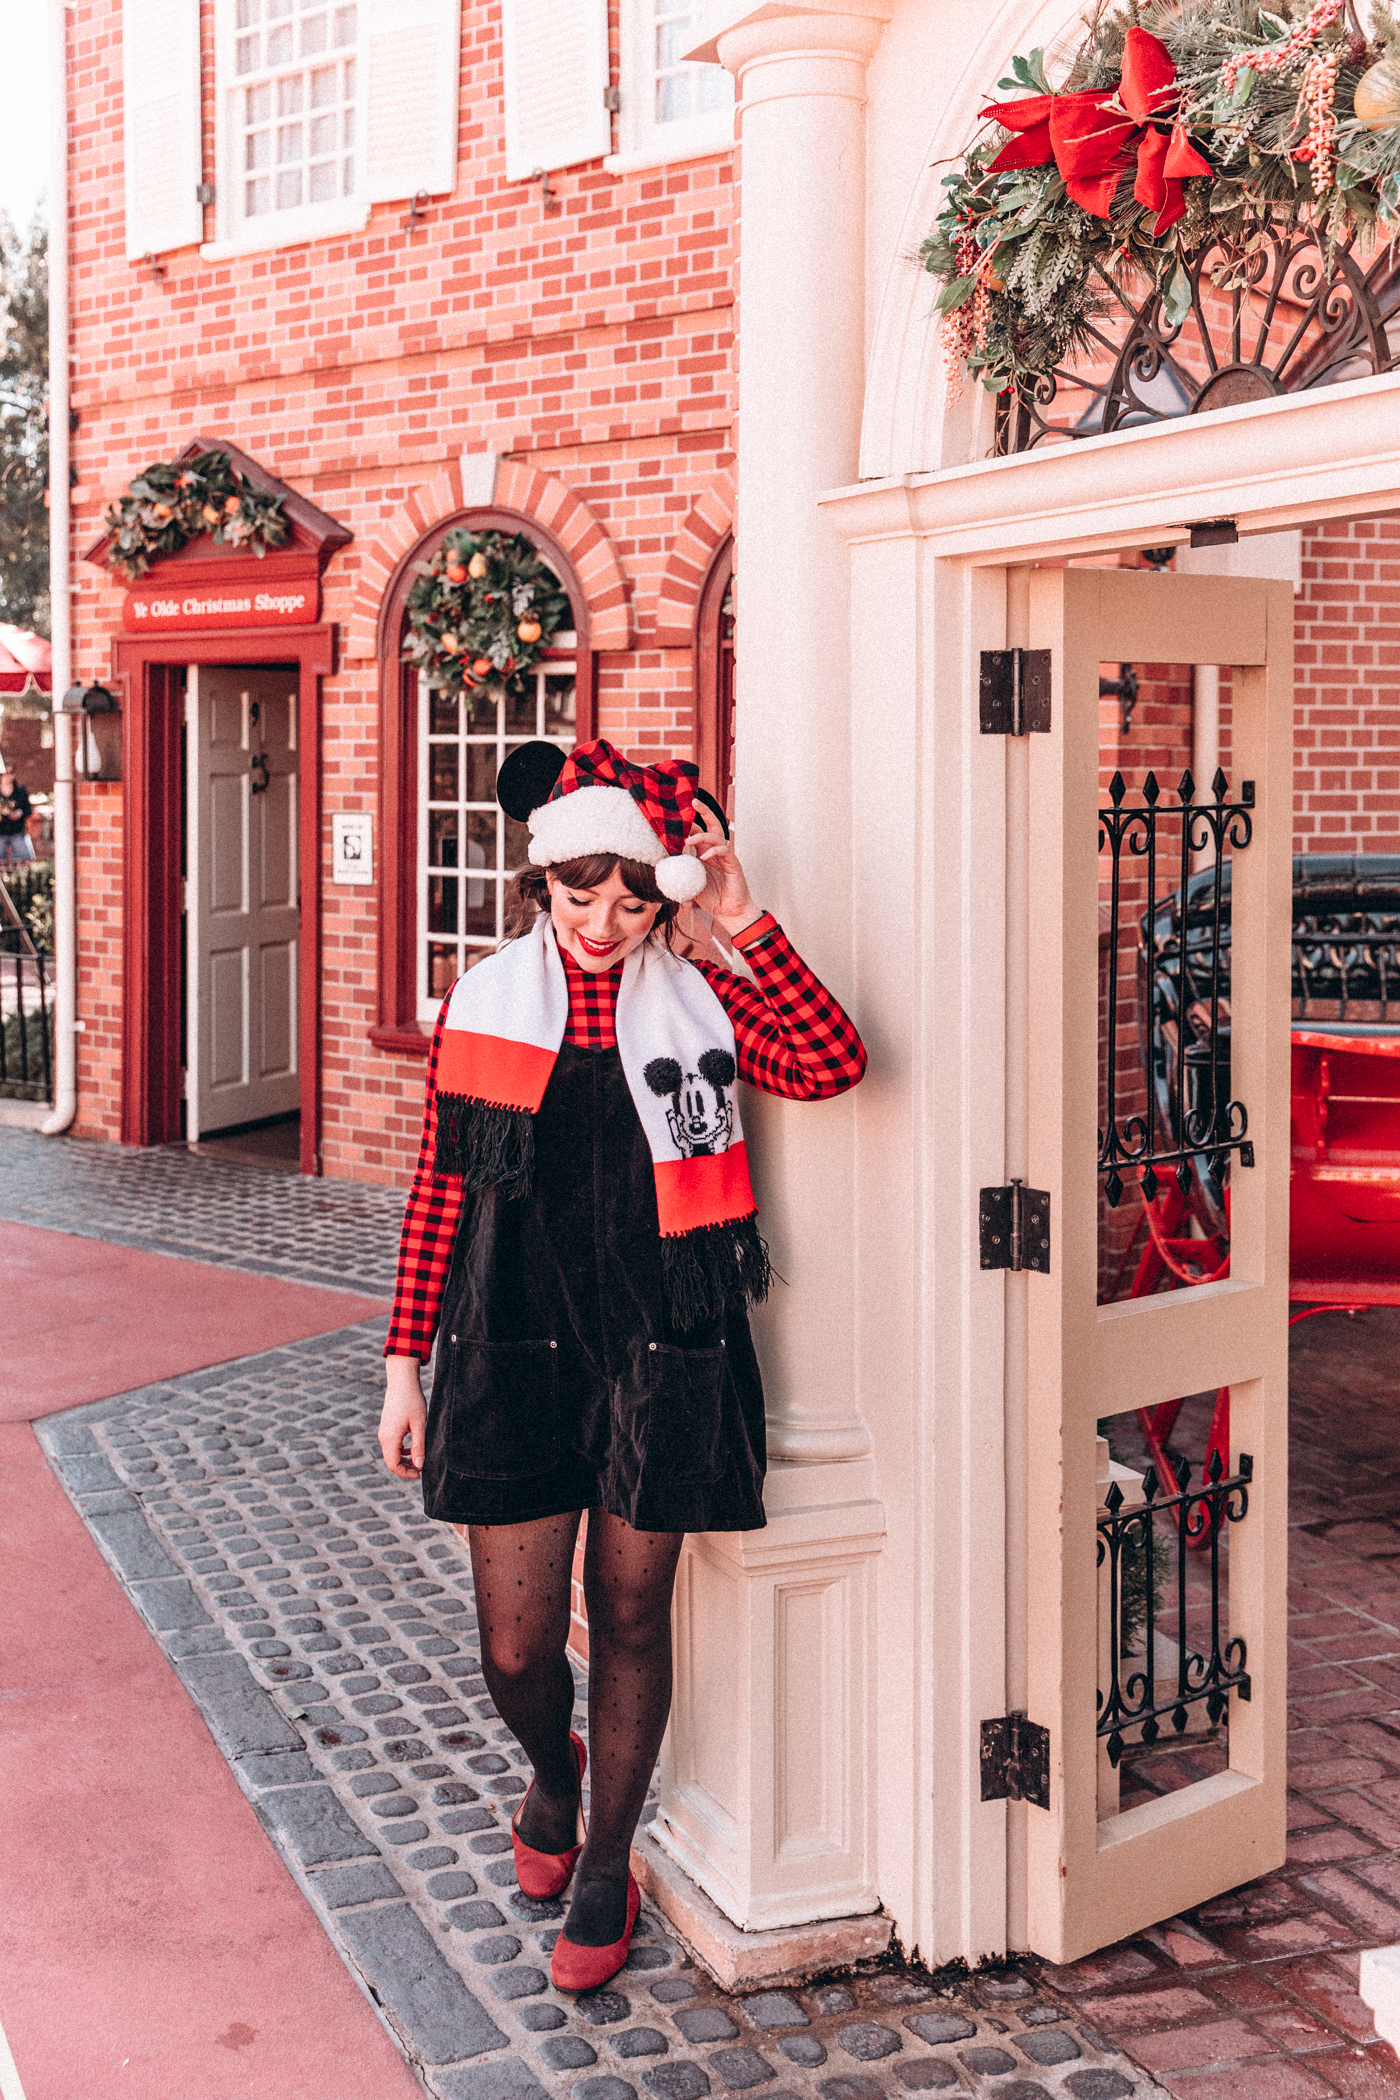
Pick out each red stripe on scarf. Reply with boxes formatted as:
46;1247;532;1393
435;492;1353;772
436;1030;557;1113
653;1143;756;1237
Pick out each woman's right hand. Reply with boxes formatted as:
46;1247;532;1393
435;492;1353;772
379;1355;428;1480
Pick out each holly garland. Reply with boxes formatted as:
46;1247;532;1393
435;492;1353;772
103;450;290;581
923;0;1400;396
403;528;572;708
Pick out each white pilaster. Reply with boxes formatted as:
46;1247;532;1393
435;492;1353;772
652;3;890;1934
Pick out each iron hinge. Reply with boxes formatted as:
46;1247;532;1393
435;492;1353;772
979;1180;1050;1274
980;1711;1050;1810
979;648;1051;735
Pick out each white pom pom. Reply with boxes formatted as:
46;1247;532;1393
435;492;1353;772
655;853;708;904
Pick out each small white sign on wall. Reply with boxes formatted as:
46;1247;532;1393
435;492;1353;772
332;812;374;886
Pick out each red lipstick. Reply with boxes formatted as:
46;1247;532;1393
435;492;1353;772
577;933;621;956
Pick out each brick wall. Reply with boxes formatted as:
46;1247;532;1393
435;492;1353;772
64;0;738;1180
1294;515;1400;856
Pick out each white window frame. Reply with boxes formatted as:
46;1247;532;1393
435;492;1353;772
416;652;578;1021
205;0;370;260
605;0;734;178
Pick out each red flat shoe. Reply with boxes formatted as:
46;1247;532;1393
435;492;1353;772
550;1872;641;1993
512;1731;588;1900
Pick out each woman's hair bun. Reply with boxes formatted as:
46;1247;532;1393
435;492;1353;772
497;740;567;821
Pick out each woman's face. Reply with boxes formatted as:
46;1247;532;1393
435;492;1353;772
546;866;662;971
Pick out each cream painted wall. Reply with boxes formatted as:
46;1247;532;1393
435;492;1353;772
670;0;1384;1969
861;0;1090;480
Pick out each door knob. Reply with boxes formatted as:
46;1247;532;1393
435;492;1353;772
250;752;270;794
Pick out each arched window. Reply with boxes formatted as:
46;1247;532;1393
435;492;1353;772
693;534;735;819
371;510;597;1053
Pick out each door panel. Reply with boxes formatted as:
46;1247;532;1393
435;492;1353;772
209;775;246;915
209;949;247;1089
259;941;295;1078
187;665;300;1137
1016;568;1292;1963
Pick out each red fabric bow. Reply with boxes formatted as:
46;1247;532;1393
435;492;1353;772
980;27;1211;235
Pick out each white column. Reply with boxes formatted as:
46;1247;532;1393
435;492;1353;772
650;3;889;1933
721;0;888;1468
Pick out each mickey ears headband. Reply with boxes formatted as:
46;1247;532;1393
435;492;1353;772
497;739;567;823
496;740;730;839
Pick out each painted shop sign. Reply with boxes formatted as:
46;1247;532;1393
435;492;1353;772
122;574;321;631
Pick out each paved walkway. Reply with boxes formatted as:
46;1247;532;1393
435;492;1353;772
0;1129;1215;2099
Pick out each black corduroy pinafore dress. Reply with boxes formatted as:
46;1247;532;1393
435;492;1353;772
421;1038;768;1533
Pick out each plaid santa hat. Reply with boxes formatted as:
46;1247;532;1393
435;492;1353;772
497;738;709;904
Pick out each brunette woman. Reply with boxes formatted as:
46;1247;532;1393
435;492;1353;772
378;738;865;1990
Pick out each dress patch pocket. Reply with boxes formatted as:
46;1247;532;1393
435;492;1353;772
444;1337;561;1481
647;1342;728;1486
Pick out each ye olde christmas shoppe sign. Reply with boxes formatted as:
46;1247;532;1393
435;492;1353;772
121;555;322;631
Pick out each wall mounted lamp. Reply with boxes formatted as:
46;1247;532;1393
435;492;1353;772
61;681;123;781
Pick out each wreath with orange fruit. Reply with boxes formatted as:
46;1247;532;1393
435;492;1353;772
102;450;290;581
403;527;571;711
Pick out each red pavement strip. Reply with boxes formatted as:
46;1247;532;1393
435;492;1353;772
0;1222;417;2095
0;1422;422;2100
1;1220;389;1420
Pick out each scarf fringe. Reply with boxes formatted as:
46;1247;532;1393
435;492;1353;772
435;1093;535;1199
662;1213;772;1332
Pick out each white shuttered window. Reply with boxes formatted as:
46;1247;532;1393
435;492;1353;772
123;0;204;261
208;0;460;258
501;0;609;184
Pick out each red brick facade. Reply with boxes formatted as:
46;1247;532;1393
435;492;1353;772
64;0;737;1179
1294;516;1400;856
60;1;1400;1195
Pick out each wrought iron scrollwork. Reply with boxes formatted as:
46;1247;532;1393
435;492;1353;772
1100;766;1253;1208
996;218;1400;456
1097;1449;1252;1770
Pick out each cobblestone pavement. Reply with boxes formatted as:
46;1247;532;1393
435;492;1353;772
1029;1314;1400;2098
37;1312;1163;2100
0;1127;403;1294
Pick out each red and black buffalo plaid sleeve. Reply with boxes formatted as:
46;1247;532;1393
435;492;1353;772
384;994;464;1362
695;913;867;1100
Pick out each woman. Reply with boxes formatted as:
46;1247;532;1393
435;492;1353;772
378;738;865;1990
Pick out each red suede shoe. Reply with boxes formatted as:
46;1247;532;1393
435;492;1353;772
512;1731;588;1901
550;1872;641;1993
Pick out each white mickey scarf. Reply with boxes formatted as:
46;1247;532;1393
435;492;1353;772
434;916;769;1326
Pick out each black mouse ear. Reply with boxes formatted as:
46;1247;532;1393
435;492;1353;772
497;741;567;822
697;1048;736;1090
693;788;730;841
644;1057;683;1098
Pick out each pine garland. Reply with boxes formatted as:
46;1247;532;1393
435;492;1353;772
103;451;290;581
924;0;1400;396
402;528;571;711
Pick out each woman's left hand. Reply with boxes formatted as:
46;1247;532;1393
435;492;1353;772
688;835;760;937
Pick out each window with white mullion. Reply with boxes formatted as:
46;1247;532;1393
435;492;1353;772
417;660;578;1022
653;0;729;124
234;0;357;223
612;0;732;170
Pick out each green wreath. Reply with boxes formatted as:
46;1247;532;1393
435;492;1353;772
403;528;571;709
103;450;290;582
923;0;1400;395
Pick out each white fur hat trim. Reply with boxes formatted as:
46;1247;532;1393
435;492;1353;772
655;853;708;903
528;783;665;868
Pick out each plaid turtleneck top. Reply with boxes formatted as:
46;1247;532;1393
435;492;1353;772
384;912;866;1360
